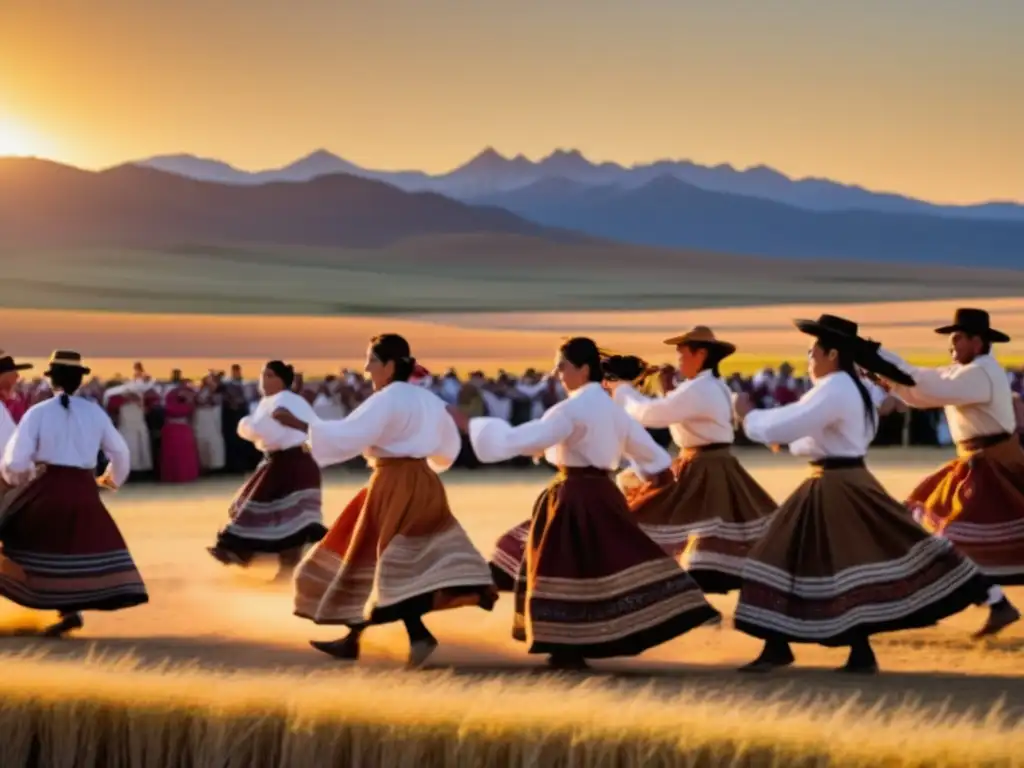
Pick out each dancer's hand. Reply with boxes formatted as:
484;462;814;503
446;404;470;433
733;392;755;421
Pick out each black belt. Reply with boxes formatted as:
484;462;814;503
957;432;1012;452
809;457;865;470
690;442;732;452
266;445;309;458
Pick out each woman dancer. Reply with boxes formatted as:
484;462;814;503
733;316;991;674
273;334;496;668
448;337;719;670
208;361;327;581
0;351;148;637
605;328;777;593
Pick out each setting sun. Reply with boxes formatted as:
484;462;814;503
0;116;38;157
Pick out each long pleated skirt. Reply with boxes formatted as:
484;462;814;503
511;466;719;658
906;433;1024;585
0;466;148;613
734;458;989;647
626;444;777;593
293;457;497;627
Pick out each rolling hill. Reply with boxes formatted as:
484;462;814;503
0;158;559;248
473;176;1024;269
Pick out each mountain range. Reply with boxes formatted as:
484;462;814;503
1;155;1022;269
0;158;558;248
136;147;1024;222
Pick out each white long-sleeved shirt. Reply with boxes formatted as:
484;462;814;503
742;372;876;460
1;396;131;487
468;381;671;477
308;381;462;472
613;370;735;449
239;389;318;454
879;350;1016;443
0;402;16;459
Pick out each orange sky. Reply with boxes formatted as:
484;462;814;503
1;1;1021;204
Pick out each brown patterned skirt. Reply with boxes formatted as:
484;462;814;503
0;466;148;613
626;444;777;593
906;433;1024;585
293;457;497;627
735;458;988;646
215;446;327;562
512;466;719;658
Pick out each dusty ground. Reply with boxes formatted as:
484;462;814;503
1;447;1021;721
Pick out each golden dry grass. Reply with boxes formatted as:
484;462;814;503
1;450;1023;766
4;296;1024;379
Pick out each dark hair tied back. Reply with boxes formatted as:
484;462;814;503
559;337;604;382
371;333;416;382
49;366;84;409
265;360;295;389
602;354;658;384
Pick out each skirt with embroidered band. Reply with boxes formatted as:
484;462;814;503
0;466;148;613
293;457;497;627
906;433;1024;585
625;444;777;594
511;466;719;658
214;446;327;562
734;457;989;647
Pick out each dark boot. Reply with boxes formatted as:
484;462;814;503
739;638;794;673
546;652;590;671
838;637;879;674
41;612;84;638
310;628;363;660
404;615;439;669
973;598;1021;639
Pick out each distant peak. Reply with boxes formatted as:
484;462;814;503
297;148;342;162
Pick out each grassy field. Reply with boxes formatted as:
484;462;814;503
1;449;1022;765
4;237;1024;317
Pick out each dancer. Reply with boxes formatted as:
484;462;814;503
0;354;32;450
208;361;327;581
160;378;200;483
448;337;719;670
273;334;496;668
733;316;992;674
874;307;1022;635
605;328;777;593
0;351;148;636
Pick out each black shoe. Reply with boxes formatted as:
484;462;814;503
310;634;361;661
207;546;246;566
972;600;1021;640
407;638;439;669
41;612;84;638
738;642;794;673
546;653;589;671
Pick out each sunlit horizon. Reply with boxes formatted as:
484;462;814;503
1;2;1021;205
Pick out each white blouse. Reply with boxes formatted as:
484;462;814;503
1;396;131;487
469;382;671;477
307;381;462;472
742;372;876;459
614;370;735;448
239;389;318;454
880;350;1016;442
0;404;16;459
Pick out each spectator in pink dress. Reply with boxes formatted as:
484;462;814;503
160;377;200;483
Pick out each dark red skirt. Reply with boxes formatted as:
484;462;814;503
512;467;718;658
0;466;148;612
906;435;1024;585
216;446;326;561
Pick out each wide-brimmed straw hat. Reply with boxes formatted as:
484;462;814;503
662;326;737;358
43;350;92;377
934;308;1010;343
0;354;33;375
793;314;916;387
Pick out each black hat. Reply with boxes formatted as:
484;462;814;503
793;315;916;387
43;350;91;377
0;354;33;375
934;308;1010;343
